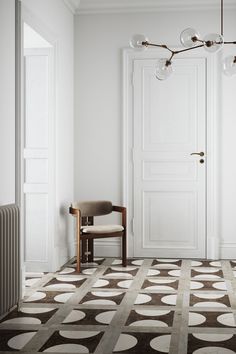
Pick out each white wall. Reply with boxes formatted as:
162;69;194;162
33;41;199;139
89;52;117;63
0;0;15;205
75;8;236;257
24;23;52;48
22;0;75;269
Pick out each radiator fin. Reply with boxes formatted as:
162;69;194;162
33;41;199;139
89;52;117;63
0;204;20;316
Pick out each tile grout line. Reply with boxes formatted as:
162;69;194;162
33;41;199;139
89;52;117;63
169;259;191;354
21;258;114;352
93;258;153;354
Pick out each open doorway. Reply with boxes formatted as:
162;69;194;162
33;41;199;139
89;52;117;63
21;21;56;273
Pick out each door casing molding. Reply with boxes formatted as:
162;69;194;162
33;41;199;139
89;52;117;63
17;4;59;272
122;47;220;259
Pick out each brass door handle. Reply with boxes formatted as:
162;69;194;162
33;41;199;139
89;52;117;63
190;152;204;157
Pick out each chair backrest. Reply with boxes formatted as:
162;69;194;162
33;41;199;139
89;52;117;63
71;200;113;217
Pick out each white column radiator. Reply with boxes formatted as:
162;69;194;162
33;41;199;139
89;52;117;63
0;204;20;316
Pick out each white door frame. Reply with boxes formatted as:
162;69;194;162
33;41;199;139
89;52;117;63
122;47;221;259
18;5;58;274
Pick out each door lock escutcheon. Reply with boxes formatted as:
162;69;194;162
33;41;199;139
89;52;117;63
190;152;205;157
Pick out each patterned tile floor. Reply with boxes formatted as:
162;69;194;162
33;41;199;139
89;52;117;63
1;258;236;353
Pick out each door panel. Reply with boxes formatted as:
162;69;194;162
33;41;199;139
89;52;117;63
24;48;53;271
133;58;206;258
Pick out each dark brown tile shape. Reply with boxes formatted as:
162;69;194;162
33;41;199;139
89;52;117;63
187;333;236;354
43;277;86;288
58;267;89;275
148;269;181;277
188;311;236;327
113;332;172;354
0;307;58;324
142;279;179;290
190;293;230;307
70;257;105;266
151;259;182;267
190;280;226;291
57;267;76;275
92;278;133;289
191;260;221;267
0;330;36;351
23;291;74;304
135;293;177;306
39;330;104;352
62;308;116;325
80;291;125;305
191;269;223;278
230;260;236;268
125;309;174;327
103;267;139;277
112;259;144;266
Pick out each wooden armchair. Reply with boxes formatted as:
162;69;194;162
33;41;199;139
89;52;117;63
69;200;127;272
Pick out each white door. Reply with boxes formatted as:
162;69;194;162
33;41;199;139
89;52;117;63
133;57;206;258
23;48;55;271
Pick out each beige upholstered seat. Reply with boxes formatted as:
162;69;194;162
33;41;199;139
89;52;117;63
81;225;124;234
69;200;127;272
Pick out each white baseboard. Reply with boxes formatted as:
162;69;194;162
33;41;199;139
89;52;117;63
220;243;236;259
59;239;122;262
207;236;220;259
20;264;26;299
25;261;52;273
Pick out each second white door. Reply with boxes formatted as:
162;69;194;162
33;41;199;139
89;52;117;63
133;57;206;258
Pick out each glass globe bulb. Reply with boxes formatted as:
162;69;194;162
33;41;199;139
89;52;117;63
180;28;200;47
129;34;149;50
203;33;224;53
223;55;236;76
155;58;173;80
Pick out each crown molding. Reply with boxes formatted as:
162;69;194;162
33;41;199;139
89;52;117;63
63;0;80;14
76;0;236;15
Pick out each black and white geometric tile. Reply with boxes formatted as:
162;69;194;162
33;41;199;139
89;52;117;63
39;330;104;352
1;258;236;353
113;332;172;353
0;330;37;351
62;308;117;325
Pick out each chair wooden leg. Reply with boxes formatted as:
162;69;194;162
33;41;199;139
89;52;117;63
81;239;87;263
88;239;94;262
122;233;127;267
76;211;81;273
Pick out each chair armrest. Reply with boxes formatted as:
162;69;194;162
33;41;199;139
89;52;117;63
112;205;126;212
112;205;126;228
69;206;81;217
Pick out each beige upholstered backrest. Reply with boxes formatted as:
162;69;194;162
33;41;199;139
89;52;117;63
71;200;113;217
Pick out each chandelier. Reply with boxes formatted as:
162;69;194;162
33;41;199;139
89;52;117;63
129;0;236;80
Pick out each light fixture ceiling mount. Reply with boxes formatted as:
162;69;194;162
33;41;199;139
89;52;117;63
130;0;236;80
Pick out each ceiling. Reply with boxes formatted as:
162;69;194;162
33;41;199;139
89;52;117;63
64;0;236;14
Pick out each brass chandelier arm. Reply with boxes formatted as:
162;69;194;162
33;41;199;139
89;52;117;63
142;42;205;63
174;44;204;55
142;41;174;54
167;44;204;63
